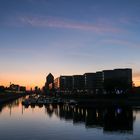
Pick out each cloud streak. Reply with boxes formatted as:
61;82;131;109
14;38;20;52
98;39;140;49
18;16;122;33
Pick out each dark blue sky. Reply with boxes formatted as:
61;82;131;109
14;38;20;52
0;0;140;88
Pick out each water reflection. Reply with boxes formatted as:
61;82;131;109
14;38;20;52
57;105;134;134
0;97;136;135
0;97;25;115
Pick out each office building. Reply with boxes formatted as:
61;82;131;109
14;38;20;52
54;76;73;92
45;73;54;90
72;75;85;92
84;73;96;93
103;68;132;94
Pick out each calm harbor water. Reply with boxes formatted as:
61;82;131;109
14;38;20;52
0;97;140;140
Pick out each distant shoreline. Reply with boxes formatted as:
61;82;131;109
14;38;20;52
0;92;27;105
1;91;140;106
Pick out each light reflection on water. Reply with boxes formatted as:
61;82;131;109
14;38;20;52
0;97;140;140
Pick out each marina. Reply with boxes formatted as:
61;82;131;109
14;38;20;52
22;95;78;107
0;0;140;140
0;97;140;140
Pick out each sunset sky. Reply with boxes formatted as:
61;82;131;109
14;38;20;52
0;0;140;89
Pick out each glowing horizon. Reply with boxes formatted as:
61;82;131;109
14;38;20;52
0;0;140;89
1;70;140;90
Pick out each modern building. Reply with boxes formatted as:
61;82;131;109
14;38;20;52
103;68;132;94
84;73;96;93
50;68;132;95
45;73;54;90
54;77;60;91
54;76;72;92
72;75;85;92
95;71;104;94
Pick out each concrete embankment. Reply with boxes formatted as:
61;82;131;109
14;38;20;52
59;94;140;107
0;92;28;104
76;98;140;107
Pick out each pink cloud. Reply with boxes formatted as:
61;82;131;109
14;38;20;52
19;16;122;33
100;39;140;48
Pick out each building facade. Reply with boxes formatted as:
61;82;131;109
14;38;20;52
54;76;73;92
52;68;132;95
84;73;96;93
95;71;104;94
103;68;132;94
44;73;54;91
72;75;85;92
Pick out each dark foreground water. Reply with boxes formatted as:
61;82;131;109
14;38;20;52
0;97;140;140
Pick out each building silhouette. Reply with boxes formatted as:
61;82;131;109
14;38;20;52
44;73;54;92
52;68;132;95
57;105;133;133
72;75;85;92
84;73;96;93
103;68;132;94
54;76;72;93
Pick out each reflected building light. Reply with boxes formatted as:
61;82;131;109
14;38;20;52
22;105;24;115
116;108;122;114
96;110;99;118
115;112;117;117
32;107;34;113
45;107;47;114
81;109;83;115
9;105;12;116
86;110;88;117
50;105;53;110
58;106;60;112
78;108;80;114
